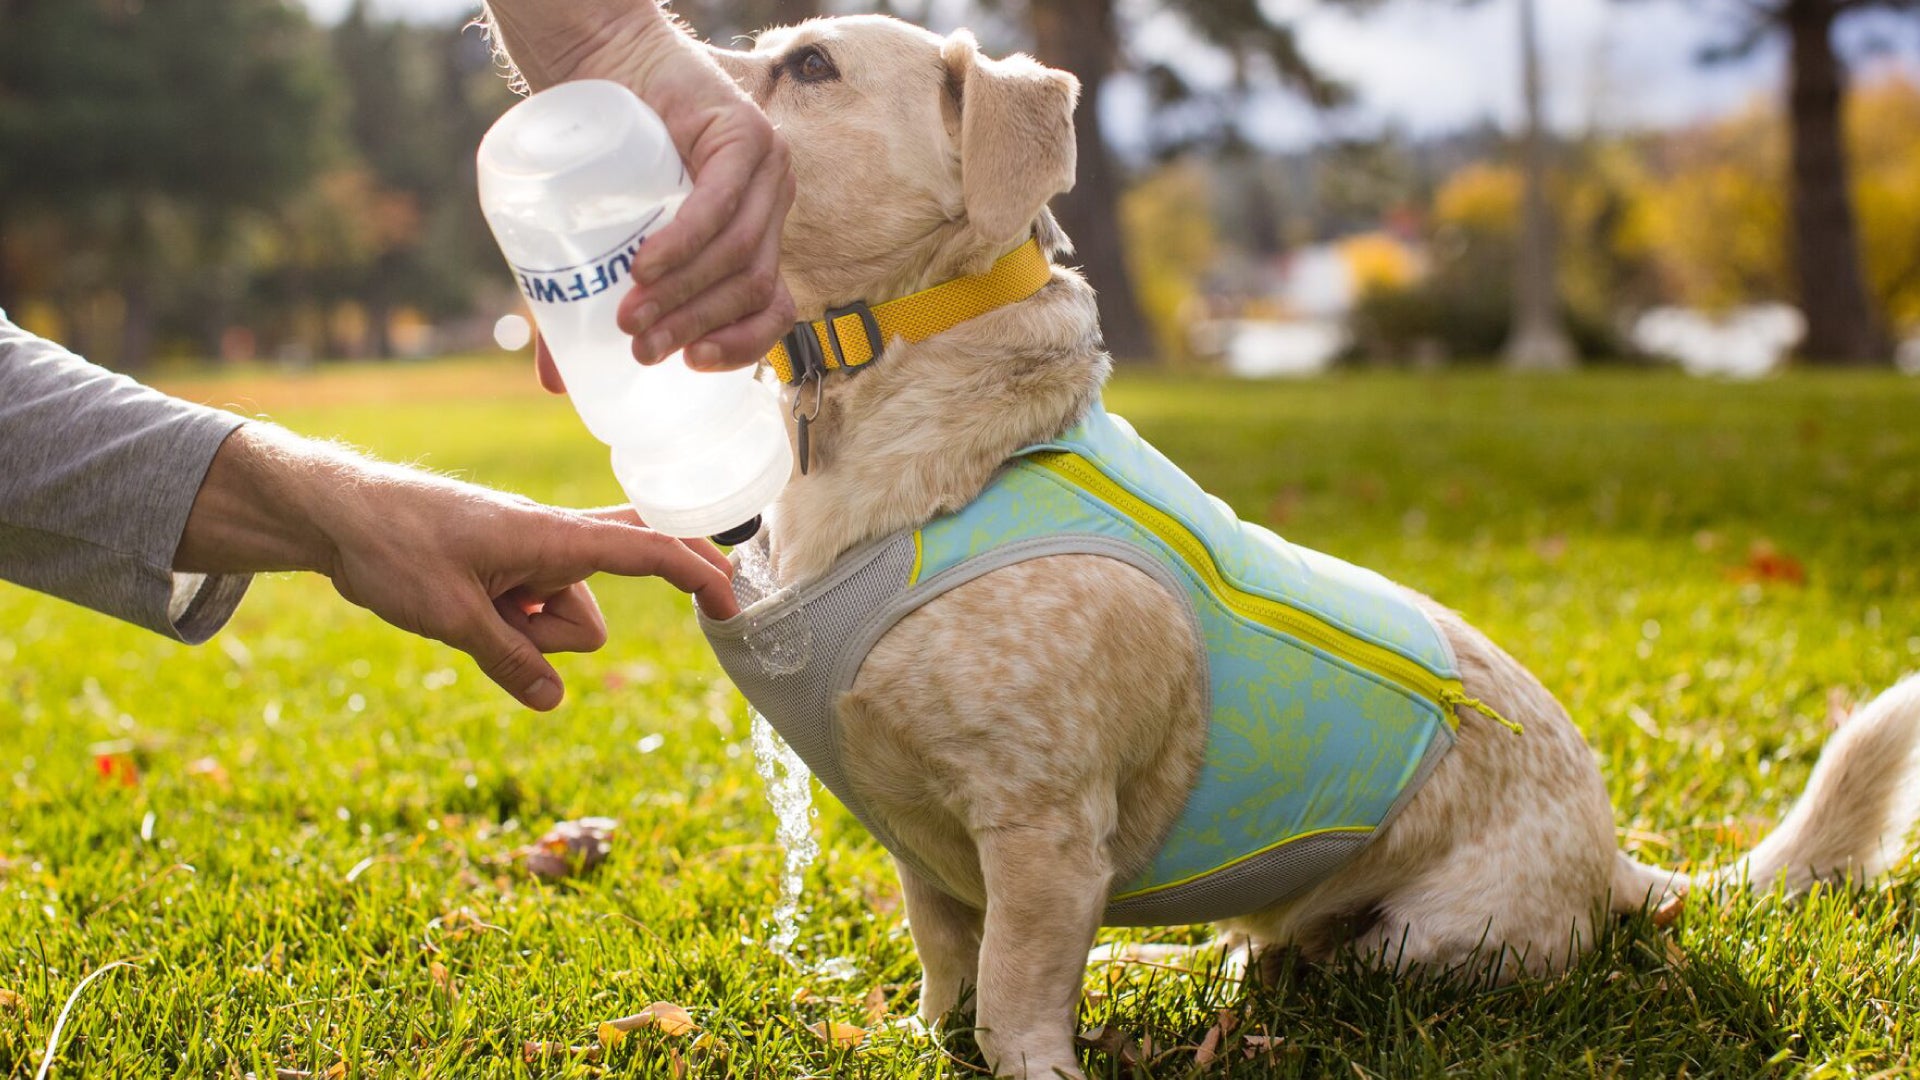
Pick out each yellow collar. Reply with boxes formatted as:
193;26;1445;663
767;238;1053;385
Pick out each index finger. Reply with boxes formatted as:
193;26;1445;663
567;519;741;620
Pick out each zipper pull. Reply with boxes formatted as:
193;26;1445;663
1442;688;1524;736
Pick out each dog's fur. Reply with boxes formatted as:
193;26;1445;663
705;18;1920;1078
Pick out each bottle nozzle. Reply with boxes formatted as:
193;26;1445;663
710;516;762;547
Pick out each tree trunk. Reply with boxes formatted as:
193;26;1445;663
1503;0;1576;372
1784;0;1887;365
1028;0;1158;363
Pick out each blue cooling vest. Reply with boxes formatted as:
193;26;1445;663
700;401;1471;926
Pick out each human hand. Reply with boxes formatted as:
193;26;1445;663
319;490;739;710
176;424;740;710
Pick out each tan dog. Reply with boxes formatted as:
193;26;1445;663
703;17;1920;1079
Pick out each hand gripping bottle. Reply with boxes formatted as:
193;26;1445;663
477;79;791;542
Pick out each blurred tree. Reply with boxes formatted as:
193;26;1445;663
1119;159;1216;364
1310;0;1574;368
1021;0;1345;363
1501;0;1576;370
1617;75;1920;334
1625;0;1913;364
324;5;514;358
0;0;334;367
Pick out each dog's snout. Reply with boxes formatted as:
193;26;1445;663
705;45;765;100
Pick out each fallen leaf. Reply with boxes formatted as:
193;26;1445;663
1726;540;1805;586
519;817;618;882
94;753;140;787
808;1020;867;1048
1194;1023;1222;1067
862;985;889;1026
1077;1024;1146;1066
1241;1033;1283;1060
523;1041;600;1063
428;961;457;1000
1194;1010;1239;1067
0;988;22;1015
601;1000;699;1041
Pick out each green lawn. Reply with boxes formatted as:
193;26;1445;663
4;360;1919;1078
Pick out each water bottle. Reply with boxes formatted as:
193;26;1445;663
477;79;792;541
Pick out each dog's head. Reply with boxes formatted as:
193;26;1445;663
710;16;1079;317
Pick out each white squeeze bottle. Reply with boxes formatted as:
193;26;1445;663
477;79;791;541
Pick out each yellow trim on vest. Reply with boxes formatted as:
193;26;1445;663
908;530;925;587
1030;452;1519;735
1110;825;1374;903
766;239;1053;384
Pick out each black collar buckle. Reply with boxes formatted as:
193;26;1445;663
780;320;827;386
823;300;884;370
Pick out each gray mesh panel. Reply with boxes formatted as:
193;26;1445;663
699;533;922;854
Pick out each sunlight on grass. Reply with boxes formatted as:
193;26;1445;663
3;359;1917;1076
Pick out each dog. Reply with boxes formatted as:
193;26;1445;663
695;17;1920;1078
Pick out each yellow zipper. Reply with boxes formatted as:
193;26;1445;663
1029;452;1520;735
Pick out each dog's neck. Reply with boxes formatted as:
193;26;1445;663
764;258;1110;586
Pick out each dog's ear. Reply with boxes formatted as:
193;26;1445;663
941;29;1079;247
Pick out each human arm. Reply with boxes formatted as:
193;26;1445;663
482;0;795;376
174;422;740;711
0;312;251;643
0;312;739;710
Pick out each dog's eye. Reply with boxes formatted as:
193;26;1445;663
789;45;838;83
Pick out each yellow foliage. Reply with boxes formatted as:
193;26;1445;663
1616;100;1788;313
1432;164;1521;237
1615;75;1920;326
1339;232;1422;295
1849;76;1920;327
1120;160;1217;364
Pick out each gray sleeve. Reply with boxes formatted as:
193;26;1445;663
0;311;252;643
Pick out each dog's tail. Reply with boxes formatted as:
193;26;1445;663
1613;673;1920;912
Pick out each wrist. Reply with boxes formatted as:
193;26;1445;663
484;0;677;94
174;424;348;578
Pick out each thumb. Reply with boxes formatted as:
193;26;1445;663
456;607;567;711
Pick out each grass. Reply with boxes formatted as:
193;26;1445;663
4;357;1920;1078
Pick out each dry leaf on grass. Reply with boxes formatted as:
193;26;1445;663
1726;541;1806;586
0;988;22;1015
1193;1010;1240;1067
261;1064;347;1080
428;961;457;1000
807;1020;867;1048
599;1000;700;1047
1239;1034;1283;1060
862;985;890;1026
523;1041;601;1063
1077;1024;1152;1067
518;817;618;881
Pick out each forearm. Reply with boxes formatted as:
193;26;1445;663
481;0;680;93
172;423;351;577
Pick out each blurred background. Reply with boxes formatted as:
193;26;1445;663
1;0;1916;376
